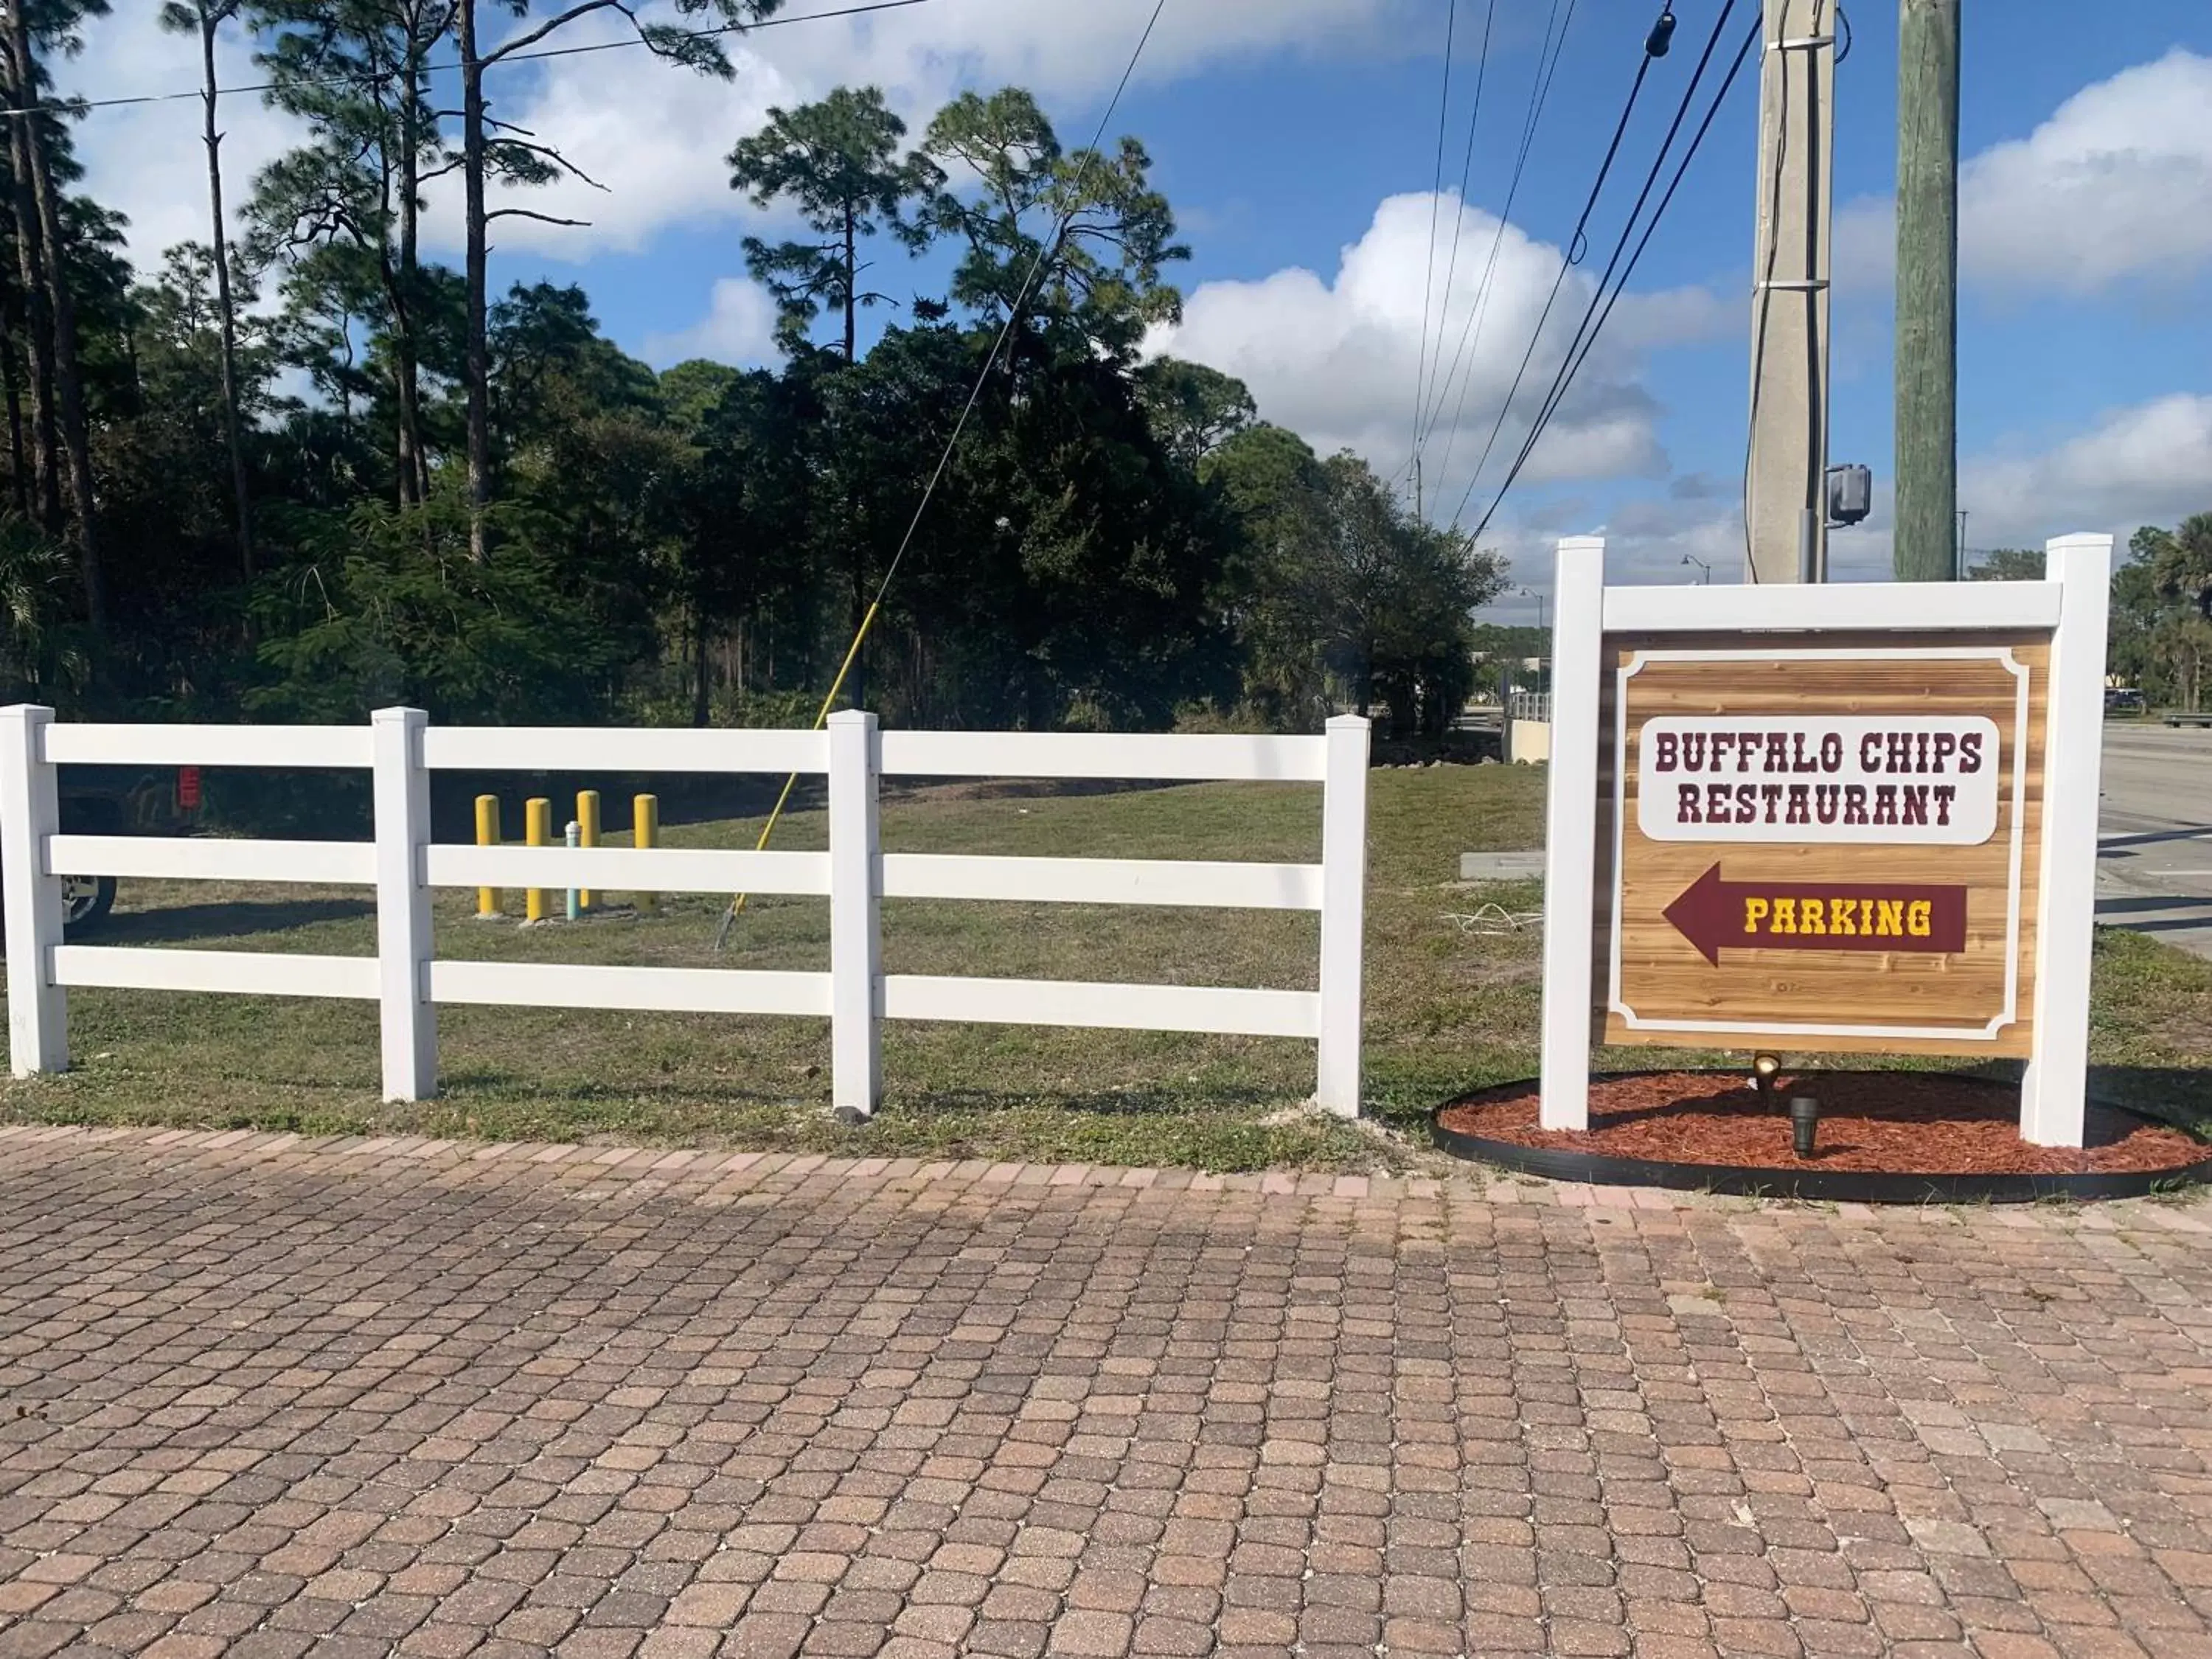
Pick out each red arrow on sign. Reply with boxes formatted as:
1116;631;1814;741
1662;864;1969;967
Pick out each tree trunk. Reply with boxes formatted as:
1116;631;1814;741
1022;657;1049;731
394;12;427;510
848;556;867;712
843;201;857;363
386;256;425;511
459;0;492;562
0;307;25;518
7;15;102;631
1;50;56;533
198;10;254;582
692;602;712;727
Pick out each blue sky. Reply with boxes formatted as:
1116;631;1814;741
73;1;2212;622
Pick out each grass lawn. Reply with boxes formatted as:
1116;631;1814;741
4;761;2208;1170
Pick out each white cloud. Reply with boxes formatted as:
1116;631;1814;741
442;21;796;258
1477;493;1750;627
1488;391;2212;621
1961;393;2212;546
443;0;1418;260
66;0;1416;271
60;13;309;276
759;0;1416;105
1829;195;1893;299
1147;192;1731;521
643;277;784;367
1834;48;2212;298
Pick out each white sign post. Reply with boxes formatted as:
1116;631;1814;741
1539;533;2112;1146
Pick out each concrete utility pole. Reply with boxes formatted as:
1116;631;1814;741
1744;0;1837;584
1894;0;1960;581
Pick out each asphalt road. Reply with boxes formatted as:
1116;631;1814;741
2098;723;2212;957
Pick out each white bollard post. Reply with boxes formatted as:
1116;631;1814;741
372;707;437;1102
2021;533;2112;1147
828;709;882;1121
0;704;66;1077
1540;538;1607;1130
1316;714;1371;1117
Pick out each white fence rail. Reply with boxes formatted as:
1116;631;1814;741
1507;690;1552;723
0;707;1371;1119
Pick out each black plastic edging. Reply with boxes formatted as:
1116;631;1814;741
1428;1076;2212;1204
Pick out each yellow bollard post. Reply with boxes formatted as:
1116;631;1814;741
633;793;658;914
474;795;503;918
525;797;552;922
576;790;600;913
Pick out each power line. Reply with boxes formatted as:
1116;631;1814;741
1410;0;1495;495
1447;7;1673;528
1468;1;1736;528
1470;21;1757;539
1520;3;1728;453
1417;0;1571;458
1470;16;1758;540
1413;0;1575;487
1411;0;1460;511
1;0;936;120
717;0;1172;945
1463;13;1761;540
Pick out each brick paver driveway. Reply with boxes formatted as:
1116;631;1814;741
5;1127;2212;1659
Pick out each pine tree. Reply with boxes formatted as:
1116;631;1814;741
162;0;255;577
0;0;109;633
452;0;783;561
727;87;939;361
251;0;459;512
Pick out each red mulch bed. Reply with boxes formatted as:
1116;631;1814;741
1436;1071;2208;1176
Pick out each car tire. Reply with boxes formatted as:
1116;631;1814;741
62;874;116;934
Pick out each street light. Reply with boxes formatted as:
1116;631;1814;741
1518;585;1548;696
1682;553;1712;584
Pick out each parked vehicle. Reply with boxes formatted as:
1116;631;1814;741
42;767;203;932
2104;686;2145;714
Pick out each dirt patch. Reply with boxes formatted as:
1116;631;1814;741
1436;1071;2208;1176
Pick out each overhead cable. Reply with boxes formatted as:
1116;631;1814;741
716;0;1173;946
1410;0;1498;493
1464;13;1762;540
1464;1;1738;531
1412;0;1462;507
1413;0;1575;467
1448;5;1679;526
0;0;936;120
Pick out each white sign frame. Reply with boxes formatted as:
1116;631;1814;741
1538;534;2112;1147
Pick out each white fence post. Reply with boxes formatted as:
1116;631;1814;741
1315;714;1370;1117
828;709;882;1121
0;704;66;1077
2021;533;2112;1147
1540;537;1606;1130
372;706;437;1101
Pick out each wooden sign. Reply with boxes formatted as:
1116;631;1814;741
1537;535;2112;1148
1602;641;2042;1057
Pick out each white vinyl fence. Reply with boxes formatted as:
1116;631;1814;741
1506;690;1552;723
0;707;1370;1119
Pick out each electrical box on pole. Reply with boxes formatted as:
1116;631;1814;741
1827;463;1873;526
1745;0;1837;584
